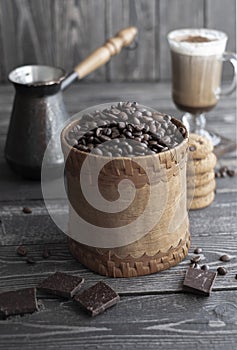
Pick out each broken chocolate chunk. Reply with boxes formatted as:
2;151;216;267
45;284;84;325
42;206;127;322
37;271;84;298
74;281;120;317
183;267;217;296
0;288;38;319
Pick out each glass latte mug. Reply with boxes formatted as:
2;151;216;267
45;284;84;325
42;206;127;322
167;28;237;145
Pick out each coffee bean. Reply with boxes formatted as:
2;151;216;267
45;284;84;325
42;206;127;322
77;144;88;152
126;144;133;154
217;267;228;275
178;126;186;137
235;274;237;280
227;169;236;177
162;136;171;145
118;122;126;130
194;263;201;269
124;130;133;138
193;247;202;254
104;128;112;136
17;245;28;257
92;148;103;156
149;124;157;133
153;114;164;122
201;264;209;271
22;207;32;214
190;255;201;263
215;171;221;178
133;111;142;118
111;130;121;139
219;254;231;262
99;135;111;142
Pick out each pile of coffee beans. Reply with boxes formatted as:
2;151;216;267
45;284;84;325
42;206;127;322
215;166;236;178
67;102;186;157
190;247;235;277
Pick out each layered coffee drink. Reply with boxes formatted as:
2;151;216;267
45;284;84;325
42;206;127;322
168;29;227;114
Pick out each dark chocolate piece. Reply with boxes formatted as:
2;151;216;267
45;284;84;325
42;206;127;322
22;207;32;214
217;267;228;275
16;245;28;256
183;267;217;296
74;281;120;317
38;271;84;298
0;288;38;319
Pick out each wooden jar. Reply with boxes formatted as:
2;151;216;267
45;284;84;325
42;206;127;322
61;115;190;278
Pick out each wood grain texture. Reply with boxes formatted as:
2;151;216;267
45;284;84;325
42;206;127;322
0;0;106;82
205;0;237;80
0;82;236;349
0;0;235;82
0;291;237;349
106;0;157;81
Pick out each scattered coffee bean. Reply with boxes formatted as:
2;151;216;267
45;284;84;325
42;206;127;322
190;255;201;263
193;247;202;254
16;245;28;257
26;256;36;265
219;254;231;262
201;264;209;271
217;267;228;275
227;169;236;177
22;207;32;214
215;166;236;178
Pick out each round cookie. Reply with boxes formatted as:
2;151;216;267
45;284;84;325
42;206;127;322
188;191;215;210
188;133;213;160
187;170;215;188
187;178;216;198
187;152;217;175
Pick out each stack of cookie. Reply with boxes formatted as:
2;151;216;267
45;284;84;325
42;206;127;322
187;133;217;210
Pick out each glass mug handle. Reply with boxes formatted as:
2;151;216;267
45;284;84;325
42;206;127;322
219;51;237;96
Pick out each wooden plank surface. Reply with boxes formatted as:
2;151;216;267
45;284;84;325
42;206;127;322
0;82;236;349
0;0;236;82
106;0;157;81
0;291;237;350
0;0;106;82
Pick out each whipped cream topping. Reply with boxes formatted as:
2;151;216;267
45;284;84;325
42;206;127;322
167;28;227;56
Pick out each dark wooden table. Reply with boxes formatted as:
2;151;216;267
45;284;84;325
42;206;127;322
0;82;236;350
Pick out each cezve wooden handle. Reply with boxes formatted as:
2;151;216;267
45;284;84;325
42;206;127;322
74;26;138;79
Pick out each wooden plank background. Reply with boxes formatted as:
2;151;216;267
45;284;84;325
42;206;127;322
0;0;236;83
